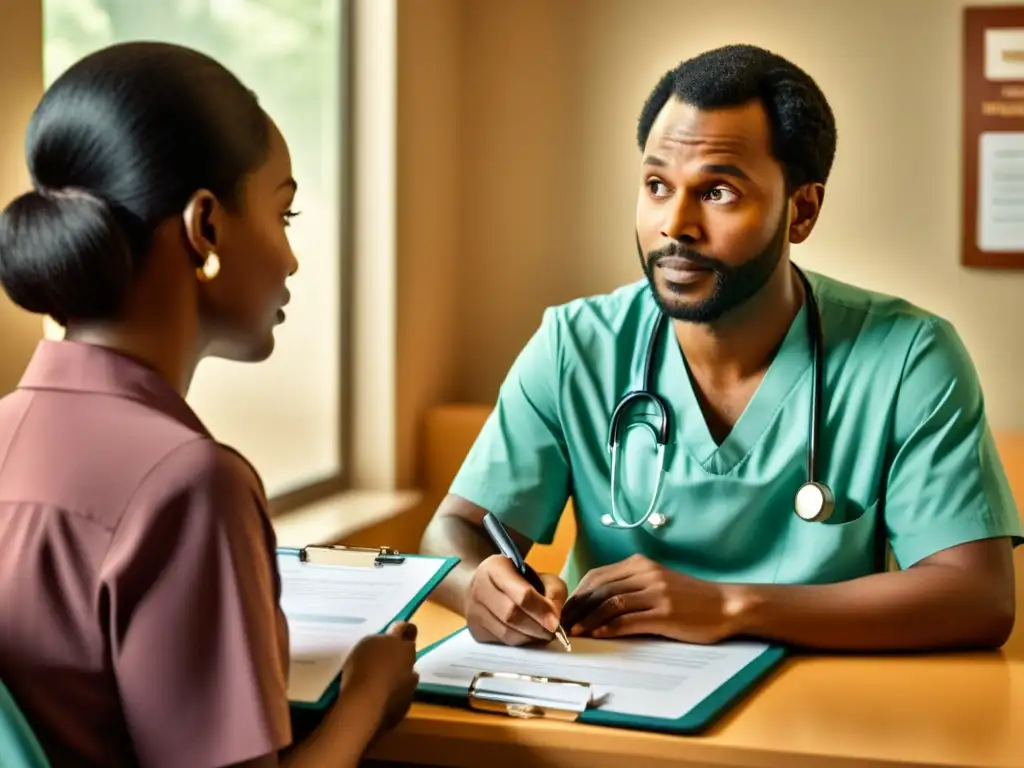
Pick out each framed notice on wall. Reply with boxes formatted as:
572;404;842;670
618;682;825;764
963;6;1024;268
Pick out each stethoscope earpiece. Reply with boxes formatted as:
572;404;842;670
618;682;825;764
794;481;835;523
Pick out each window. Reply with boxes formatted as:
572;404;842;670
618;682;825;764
43;0;347;502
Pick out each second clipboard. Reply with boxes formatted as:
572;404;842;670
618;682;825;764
413;626;787;735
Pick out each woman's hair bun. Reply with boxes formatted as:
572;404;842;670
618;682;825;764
0;42;271;326
0;188;134;326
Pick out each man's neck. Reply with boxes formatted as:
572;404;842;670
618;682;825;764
672;262;804;386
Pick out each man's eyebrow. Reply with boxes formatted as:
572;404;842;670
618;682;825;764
642;157;751;182
278;177;298;192
701;163;750;181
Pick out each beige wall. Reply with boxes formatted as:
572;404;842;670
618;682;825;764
426;0;1024;432
395;0;462;488
0;1;42;393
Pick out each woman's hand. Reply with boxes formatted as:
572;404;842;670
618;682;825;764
338;621;420;735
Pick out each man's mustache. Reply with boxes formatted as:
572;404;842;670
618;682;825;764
647;242;726;272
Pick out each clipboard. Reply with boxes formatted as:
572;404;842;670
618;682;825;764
293;543;408;568
277;544;458;711
414;627;787;735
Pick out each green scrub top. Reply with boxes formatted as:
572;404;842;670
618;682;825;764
449;269;1023;591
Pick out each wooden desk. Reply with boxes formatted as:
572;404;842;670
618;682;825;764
368;550;1024;768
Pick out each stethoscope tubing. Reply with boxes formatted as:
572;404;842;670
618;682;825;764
603;264;830;529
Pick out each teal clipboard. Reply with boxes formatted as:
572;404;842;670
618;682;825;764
278;545;459;712
414;627;786;734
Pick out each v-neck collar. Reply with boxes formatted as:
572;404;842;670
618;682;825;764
656;299;814;476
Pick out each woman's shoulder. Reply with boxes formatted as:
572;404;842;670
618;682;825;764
127;436;268;513
104;436;275;586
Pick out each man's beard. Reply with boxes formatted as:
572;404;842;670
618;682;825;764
638;208;789;324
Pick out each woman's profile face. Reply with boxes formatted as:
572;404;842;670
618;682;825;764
199;117;300;362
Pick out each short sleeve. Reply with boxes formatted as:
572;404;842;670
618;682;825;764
101;439;291;768
449;307;571;544
885;318;1023;568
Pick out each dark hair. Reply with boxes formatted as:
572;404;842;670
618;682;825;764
0;42;270;325
636;44;837;192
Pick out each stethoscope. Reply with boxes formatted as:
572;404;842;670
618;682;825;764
599;264;836;530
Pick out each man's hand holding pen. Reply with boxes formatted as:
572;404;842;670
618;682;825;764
464;550;742;648
471;513;572;650
464;555;569;647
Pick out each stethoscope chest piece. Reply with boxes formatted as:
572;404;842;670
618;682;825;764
794;481;835;523
647;511;668;528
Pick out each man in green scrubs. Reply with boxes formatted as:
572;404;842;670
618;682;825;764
420;44;1021;651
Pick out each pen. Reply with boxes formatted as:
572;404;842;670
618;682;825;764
482;512;572;652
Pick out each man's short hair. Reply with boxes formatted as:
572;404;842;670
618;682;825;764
637;44;837;192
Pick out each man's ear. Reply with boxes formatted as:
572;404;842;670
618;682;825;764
181;189;222;263
789;183;825;245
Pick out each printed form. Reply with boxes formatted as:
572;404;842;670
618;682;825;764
279;554;446;703
416;629;775;720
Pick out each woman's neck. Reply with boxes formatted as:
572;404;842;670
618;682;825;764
63;317;201;396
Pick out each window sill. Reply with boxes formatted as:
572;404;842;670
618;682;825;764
270;489;422;549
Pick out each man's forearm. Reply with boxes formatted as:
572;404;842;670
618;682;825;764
420;515;495;614
729;564;1015;651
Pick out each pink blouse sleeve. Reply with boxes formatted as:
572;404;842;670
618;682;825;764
101;438;291;767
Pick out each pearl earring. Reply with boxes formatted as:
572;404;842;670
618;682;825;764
197;252;220;282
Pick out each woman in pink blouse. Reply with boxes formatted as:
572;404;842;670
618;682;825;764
0;41;417;768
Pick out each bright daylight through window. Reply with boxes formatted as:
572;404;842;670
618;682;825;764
42;0;345;499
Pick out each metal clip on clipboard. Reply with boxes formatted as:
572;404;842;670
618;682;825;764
299;544;406;568
468;671;592;721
